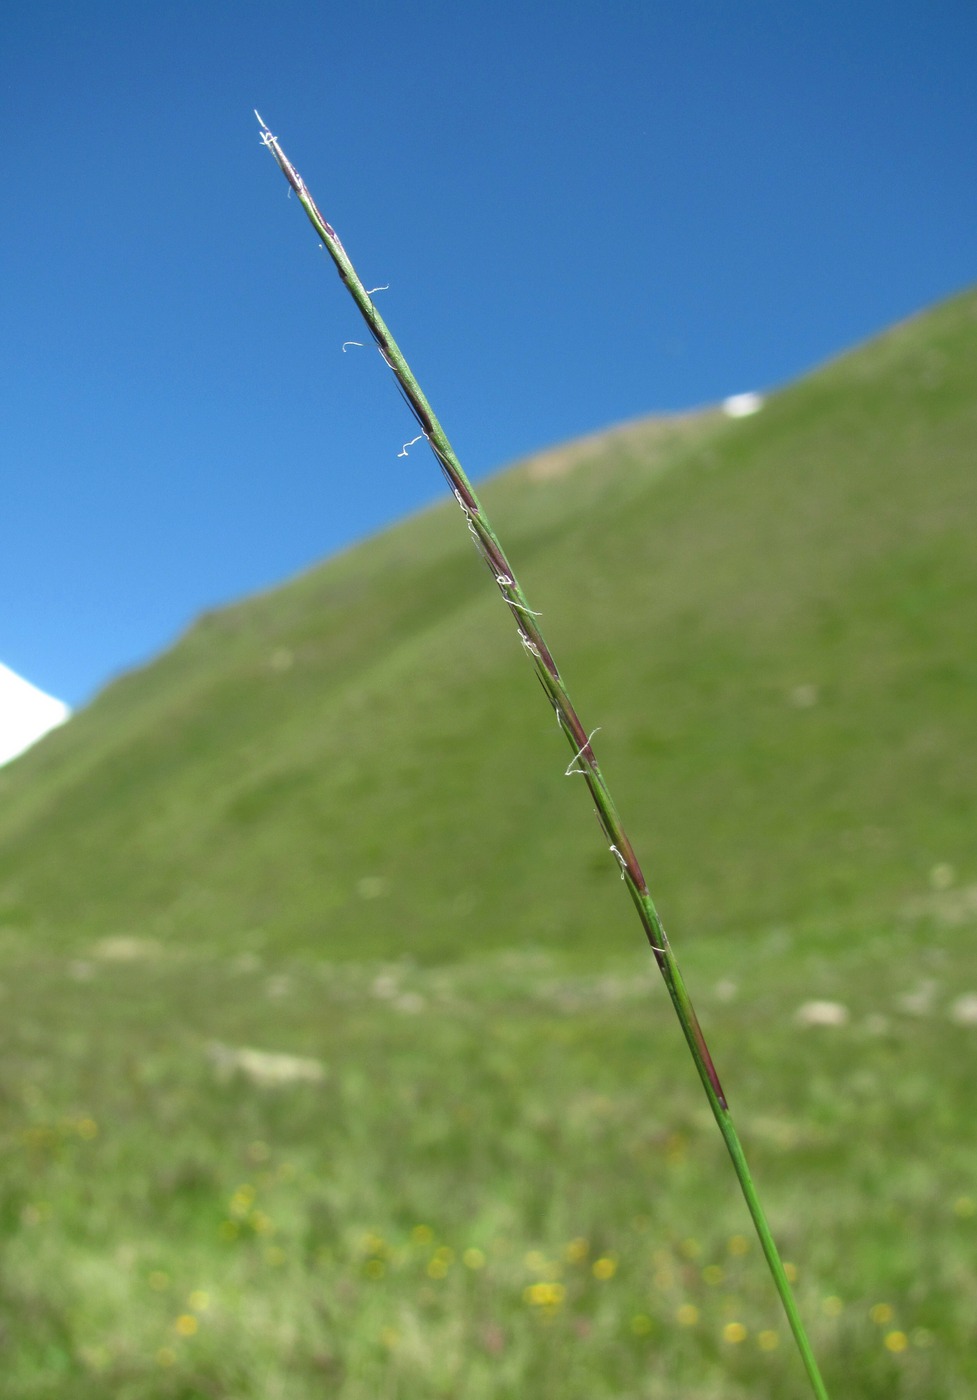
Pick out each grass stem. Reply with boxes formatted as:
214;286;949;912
256;112;831;1399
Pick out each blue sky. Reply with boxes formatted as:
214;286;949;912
4;1;975;708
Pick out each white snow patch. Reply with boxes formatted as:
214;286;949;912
0;663;71;766
723;391;764;418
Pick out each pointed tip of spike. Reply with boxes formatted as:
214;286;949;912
254;110;276;152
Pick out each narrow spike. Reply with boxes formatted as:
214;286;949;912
256;117;831;1400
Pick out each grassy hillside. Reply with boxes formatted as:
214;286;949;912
2;290;975;961
0;288;975;1398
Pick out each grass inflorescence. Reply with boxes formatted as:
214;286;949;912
255;114;830;1395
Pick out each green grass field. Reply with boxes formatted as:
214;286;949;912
1;288;975;1395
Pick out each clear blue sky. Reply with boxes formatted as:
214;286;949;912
4;1;975;708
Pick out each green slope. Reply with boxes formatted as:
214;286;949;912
1;289;976;1400
1;288;975;963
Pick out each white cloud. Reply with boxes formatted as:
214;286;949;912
0;662;71;767
723;391;764;418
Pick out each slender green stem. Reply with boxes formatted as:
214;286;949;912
256;113;830;1399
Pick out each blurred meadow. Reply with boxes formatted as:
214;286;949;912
3;921;976;1398
1;289;976;1396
